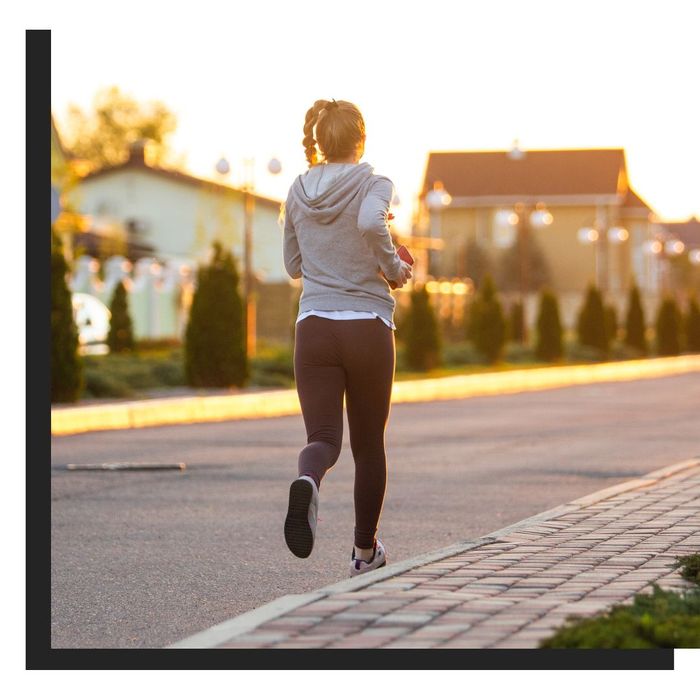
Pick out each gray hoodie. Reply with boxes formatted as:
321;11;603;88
282;162;404;321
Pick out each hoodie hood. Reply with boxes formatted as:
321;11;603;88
290;162;374;225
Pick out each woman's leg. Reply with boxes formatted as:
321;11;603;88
340;318;396;550
293;316;345;488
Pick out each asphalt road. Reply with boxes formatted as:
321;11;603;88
51;373;700;648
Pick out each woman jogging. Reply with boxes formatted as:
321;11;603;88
281;98;412;577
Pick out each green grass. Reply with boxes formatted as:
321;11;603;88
539;554;700;648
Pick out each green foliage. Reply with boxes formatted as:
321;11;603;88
51;234;83;403
655;297;682;356
106;280;134;353
507;301;525;343
685;296;700;352
535;289;563;362
604;304;618;345
540;586;700;648
624;283;648;355
462;239;492;288
576;284;609;357
677;554;700;585
495;233;551;293
65;86;178;172
403;285;442;371
184;241;248;387
468;274;506;364
442;342;481;366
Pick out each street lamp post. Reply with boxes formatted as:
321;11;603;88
215;156;282;358
644;235;696;296
495;202;553;342
425;181;452;278
577;223;629;292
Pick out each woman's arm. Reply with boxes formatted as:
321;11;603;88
282;201;302;279
357;176;403;280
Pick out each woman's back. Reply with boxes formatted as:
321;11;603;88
283;161;404;322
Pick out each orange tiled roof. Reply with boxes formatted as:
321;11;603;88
422;148;627;198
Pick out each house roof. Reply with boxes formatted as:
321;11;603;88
658;216;700;247
621;187;653;213
422;148;628;200
82;146;282;210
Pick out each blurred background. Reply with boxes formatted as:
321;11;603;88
49;0;700;404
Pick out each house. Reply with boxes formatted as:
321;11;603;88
416;147;659;326
71;142;294;342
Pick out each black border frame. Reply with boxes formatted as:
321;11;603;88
30;27;674;671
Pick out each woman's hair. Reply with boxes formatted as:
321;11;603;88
302;99;366;167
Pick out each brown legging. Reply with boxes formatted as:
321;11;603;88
293;314;395;549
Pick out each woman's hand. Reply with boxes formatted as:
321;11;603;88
392;260;413;289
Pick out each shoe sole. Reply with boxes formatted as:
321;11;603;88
284;479;314;558
350;559;387;577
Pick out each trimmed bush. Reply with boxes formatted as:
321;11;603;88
184;241;248;387
604;304;618;346
685;296;700;352
107;280;134;353
576;284;609;358
624;283;648;355
508;301;525;343
535;289;563;362
51;233;83;402
655;297;682;356
403;284;442;371
468;274;506;364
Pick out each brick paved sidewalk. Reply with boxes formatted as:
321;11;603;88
169;458;700;649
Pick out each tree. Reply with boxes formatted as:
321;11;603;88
535;289;563;362
624;282;648;355
403;285;442;371
685;296;700;352
576;284;609;357
604;304;618;346
655;297;682;356
107;280;135;353
185;241;248;387
508;301;525;343
51;232;83;402
468;274;506;364
496;234;551;293
64;86;179;173
462;239;492;288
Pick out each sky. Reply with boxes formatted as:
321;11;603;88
49;0;699;233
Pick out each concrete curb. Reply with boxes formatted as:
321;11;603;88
166;456;700;649
54;354;700;436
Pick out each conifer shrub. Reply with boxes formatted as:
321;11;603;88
468;274;506;364
51;233;83;402
184;241;248;387
535;288;563;362
604;304;618;346
655;297;682;356
576;284;609;358
403;284;442;371
508;301;525;343
624;282;647;355
685;296;700;352
107;280;135;353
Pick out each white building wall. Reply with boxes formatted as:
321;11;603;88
71;169;287;282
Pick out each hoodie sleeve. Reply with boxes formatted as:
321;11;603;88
281;198;302;279
357;176;403;281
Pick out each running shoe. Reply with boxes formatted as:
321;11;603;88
349;538;387;576
284;476;318;558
